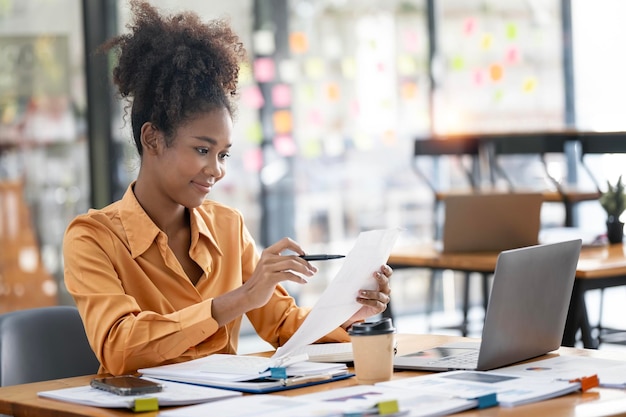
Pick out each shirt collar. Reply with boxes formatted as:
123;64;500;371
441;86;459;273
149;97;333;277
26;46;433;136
119;183;161;258
119;182;223;258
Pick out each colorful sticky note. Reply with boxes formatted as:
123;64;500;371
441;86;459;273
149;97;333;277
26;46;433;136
481;33;493;49
473;69;485;86
398;55;417;76
341;57;356;79
301;84;316;102
273;110;292;134
279;59;300;83
506;23;518;39
326;83;340;101
273;134;297;156
401;29;419;53
506;46;520;64
349;100;360;118
464;17;476;35
523;76;537;92
400;82;418;100
306;109;323;126
244;121;263;144
451;55;465;70
241;86;264;109
253;57;275;83
238;63;253;85
304;57;325;79
302;137;323;158
353;131;373;151
489;64;503;81
253;30;275;55
272;84;292;108
243;148;263;172
382;129;397;146
289;32;309;54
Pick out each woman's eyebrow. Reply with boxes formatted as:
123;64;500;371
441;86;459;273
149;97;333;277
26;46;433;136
193;136;233;148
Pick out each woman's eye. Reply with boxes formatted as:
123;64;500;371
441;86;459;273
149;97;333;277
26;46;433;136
219;152;231;161
196;147;209;155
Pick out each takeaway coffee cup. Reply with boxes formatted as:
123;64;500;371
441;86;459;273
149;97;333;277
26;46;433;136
348;318;396;384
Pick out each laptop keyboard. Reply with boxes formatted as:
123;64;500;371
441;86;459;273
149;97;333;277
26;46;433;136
429;350;479;368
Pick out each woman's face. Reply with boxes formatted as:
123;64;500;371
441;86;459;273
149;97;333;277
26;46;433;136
155;107;233;209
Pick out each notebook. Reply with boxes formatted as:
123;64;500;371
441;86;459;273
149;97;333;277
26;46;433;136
393;239;582;372
441;192;543;253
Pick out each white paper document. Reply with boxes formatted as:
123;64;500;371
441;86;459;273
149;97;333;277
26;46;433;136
273;228;401;360
490;355;626;389
158;384;478;417
378;370;580;408
37;378;241;409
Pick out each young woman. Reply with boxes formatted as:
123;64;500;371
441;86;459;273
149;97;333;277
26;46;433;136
63;0;393;376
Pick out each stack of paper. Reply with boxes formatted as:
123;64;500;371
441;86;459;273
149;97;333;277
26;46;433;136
158;385;481;417
378;370;581;408
138;354;351;393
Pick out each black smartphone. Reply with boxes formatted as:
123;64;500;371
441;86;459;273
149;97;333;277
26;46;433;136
90;375;164;396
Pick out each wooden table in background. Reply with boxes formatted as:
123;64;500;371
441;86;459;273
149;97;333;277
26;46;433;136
2;334;626;417
387;243;626;349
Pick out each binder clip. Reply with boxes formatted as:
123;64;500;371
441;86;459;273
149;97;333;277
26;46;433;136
470;393;498;409
570;374;599;392
269;367;288;379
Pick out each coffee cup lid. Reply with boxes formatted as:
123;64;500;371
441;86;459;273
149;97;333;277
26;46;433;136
348;318;395;336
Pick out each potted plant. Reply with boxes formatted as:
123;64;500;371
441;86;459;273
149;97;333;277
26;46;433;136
599;175;625;244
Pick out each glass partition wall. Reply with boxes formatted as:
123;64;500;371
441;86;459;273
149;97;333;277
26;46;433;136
1;0;625;313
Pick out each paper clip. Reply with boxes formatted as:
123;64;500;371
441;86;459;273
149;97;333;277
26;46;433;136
570;374;599;392
132;397;159;412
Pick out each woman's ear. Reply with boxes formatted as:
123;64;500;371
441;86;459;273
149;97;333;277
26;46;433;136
140;122;162;154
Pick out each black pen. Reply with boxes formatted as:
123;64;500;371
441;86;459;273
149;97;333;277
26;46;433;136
300;254;345;261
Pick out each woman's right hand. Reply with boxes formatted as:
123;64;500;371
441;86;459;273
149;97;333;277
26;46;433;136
242;237;317;309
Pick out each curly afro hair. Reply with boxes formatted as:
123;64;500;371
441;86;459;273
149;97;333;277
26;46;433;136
100;0;247;155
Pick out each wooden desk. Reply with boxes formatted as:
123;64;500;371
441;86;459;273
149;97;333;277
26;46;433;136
2;334;626;417
387;243;626;349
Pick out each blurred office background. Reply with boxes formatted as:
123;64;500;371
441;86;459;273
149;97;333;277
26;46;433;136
1;0;625;349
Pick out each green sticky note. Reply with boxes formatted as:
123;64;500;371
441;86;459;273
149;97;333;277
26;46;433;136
133;397;159;412
377;399;399;415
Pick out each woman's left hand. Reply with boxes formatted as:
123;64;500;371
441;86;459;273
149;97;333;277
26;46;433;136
342;264;393;329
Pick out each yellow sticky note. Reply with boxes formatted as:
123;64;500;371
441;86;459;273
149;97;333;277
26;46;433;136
305;57;325;79
133;397;158;412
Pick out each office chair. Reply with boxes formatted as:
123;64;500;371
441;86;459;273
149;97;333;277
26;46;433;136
0;306;100;386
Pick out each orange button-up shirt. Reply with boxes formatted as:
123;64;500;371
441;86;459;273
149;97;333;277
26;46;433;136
63;185;349;375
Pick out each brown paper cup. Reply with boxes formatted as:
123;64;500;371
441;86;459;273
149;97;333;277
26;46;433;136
350;332;395;384
348;318;396;384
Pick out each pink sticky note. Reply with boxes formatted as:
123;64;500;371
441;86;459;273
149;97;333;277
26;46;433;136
243;148;263;173
241;86;265;109
306;109;323;126
273;134;297;157
506;46;520;64
402;30;419;53
272;84;292;108
254;58;276;83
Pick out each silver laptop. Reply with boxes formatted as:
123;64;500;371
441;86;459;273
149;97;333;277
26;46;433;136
394;239;582;372
442;193;543;253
